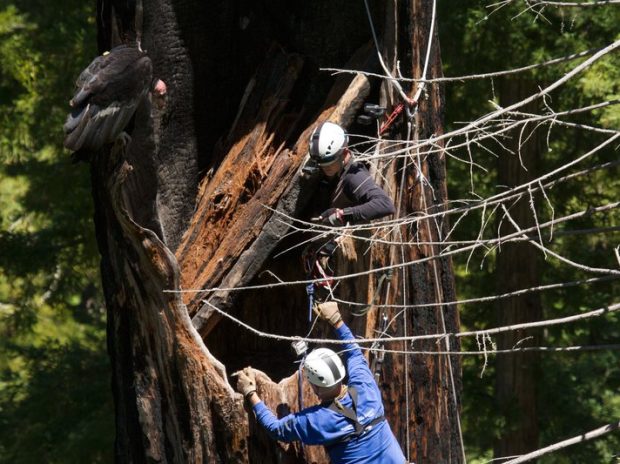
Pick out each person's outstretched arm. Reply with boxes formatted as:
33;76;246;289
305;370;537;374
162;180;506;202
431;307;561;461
236;368;319;444
314;302;372;383
341;164;395;222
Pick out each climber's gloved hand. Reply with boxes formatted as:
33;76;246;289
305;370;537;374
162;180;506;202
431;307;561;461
314;301;343;327
318;208;345;226
235;367;257;399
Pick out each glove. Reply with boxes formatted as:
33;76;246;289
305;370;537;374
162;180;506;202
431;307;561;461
235;367;257;398
319;208;345;226
314;301;343;327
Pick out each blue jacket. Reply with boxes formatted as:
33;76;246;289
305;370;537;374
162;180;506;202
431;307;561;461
253;323;406;463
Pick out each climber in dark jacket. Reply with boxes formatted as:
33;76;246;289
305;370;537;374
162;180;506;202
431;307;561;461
235;302;406;464
308;122;395;226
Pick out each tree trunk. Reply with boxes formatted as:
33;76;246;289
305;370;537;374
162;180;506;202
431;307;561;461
494;79;543;461
354;3;463;462
92;1;462;462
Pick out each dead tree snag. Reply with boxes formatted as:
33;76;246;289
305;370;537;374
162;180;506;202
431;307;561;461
91;1;462;462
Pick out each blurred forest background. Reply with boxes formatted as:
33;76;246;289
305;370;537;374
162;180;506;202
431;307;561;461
0;0;618;463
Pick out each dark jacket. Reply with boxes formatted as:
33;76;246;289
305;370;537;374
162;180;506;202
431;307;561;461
327;161;396;223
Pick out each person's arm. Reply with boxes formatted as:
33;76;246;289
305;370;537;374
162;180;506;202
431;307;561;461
251;397;307;442
237;373;309;443
334;321;371;383
314;302;371;383
342;165;395;222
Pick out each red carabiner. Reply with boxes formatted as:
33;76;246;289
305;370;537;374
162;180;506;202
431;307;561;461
379;103;404;135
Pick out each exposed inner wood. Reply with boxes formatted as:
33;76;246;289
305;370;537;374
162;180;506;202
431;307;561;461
175;45;374;338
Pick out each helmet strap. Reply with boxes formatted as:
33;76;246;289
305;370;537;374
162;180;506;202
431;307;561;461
338;150;351;175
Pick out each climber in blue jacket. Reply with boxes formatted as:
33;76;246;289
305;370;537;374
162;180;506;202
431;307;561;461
236;302;406;463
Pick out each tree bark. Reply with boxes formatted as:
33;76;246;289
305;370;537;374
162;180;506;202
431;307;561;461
494;79;543;461
367;3;463;461
92;1;462;462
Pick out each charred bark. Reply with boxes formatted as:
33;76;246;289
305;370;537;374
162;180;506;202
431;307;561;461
91;0;462;463
363;2;463;462
94;155;246;462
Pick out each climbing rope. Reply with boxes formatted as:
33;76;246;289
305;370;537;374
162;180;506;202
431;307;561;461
351;269;393;316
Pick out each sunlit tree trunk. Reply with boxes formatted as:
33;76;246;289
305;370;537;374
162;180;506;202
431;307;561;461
494;78;542;461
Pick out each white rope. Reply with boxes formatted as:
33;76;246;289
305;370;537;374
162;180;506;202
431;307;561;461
362;0;413;105
320;46;600;84
361;343;620;356
400;106;413;463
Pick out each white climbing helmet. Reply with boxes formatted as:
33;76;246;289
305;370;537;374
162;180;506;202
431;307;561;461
303;348;346;387
308;122;348;165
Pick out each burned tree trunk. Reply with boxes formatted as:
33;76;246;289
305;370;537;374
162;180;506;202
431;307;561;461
91;0;462;462
364;2;463;462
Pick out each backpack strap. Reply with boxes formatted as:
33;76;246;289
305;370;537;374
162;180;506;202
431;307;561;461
327;387;365;435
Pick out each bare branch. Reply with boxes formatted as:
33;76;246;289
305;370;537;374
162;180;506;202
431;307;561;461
526;0;620;7
321;47;601;83
501;420;620;464
202;300;620;345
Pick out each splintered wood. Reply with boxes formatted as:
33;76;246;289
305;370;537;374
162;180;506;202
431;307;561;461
176;46;370;337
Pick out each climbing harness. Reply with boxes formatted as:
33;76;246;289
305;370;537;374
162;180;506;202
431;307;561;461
324;385;386;448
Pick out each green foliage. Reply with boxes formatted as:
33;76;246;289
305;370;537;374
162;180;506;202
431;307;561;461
0;0;618;462
439;1;620;462
0;321;113;464
0;0;96;161
0;0;113;462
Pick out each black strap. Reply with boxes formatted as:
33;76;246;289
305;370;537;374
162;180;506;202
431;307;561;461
326;386;386;439
352;270;393;316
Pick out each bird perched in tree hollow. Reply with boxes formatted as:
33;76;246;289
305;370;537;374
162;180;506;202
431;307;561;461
63;44;167;161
